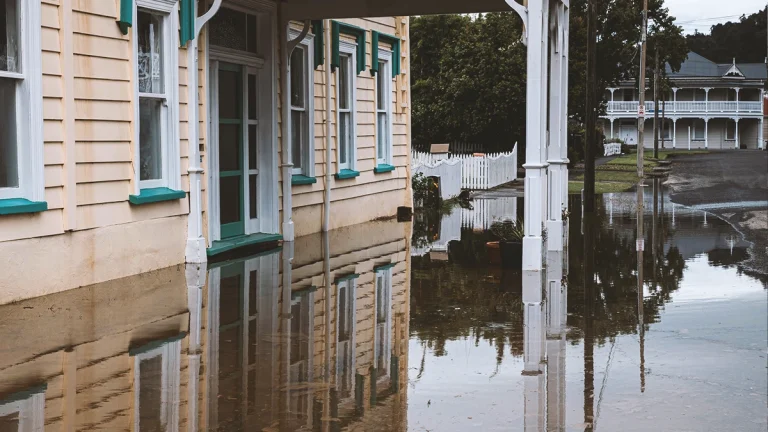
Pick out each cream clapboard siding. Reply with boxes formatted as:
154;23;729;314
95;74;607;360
284;17;411;237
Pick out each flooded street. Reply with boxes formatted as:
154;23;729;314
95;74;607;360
0;184;766;431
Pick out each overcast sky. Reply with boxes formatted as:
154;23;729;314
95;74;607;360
665;0;766;34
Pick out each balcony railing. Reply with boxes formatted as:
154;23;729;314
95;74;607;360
606;101;763;115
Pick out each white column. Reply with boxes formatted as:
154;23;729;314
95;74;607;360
672;87;678;113
688;125;691;150
735;88;740;113
522;0;550;270
735;118;740;149
522;270;546;432
672;118;677;149
705;118;709;149
759;118;764;150
547;1;567;252
610;118;614;138
704;88;710;113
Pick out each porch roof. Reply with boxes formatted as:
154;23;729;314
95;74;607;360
281;0;514;20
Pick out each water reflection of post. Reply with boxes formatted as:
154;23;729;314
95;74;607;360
546;250;567;431
636;182;646;393
186;263;206;432
652;179;659;292
522;271;546;431
323;232;333;432
583;212;596;432
280;242;295;429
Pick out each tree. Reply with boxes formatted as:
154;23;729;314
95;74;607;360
686;9;768;63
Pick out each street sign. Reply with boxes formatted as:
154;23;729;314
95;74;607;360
638;105;645;117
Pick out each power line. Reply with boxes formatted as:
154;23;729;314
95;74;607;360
675;14;742;25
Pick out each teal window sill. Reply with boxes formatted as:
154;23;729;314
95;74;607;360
0;198;48;216
335;169;360;180
335;273;360;284
292;174;317;185
207;233;283;257
129;187;186;205
374;164;395;173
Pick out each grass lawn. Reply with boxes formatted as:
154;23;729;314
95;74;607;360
568;181;634;194
607;150;708;165
573;170;639;183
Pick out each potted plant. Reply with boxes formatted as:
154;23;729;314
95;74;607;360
487;219;524;268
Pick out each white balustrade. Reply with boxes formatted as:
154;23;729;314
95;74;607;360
606;100;763;115
603;143;622;156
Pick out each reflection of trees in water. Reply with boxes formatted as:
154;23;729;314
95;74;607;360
567;195;686;346
410;255;524;365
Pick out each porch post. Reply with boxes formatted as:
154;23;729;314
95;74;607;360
759;118;764;150
610;119;614;138
734;118;739;149
734;88;740;113
521;0;550;270
672;87;678;113
547;1;568;252
672;118;677;149
704;88;710;113
704;118;709;149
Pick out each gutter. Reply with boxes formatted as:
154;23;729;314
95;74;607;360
323;19;333;232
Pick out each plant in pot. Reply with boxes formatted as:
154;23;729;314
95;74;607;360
486;219;524;268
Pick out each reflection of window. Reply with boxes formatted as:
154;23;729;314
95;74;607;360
337;278;356;398
208;7;258;53
0;384;46;431
726;119;736;140
337;41;356;172
0;0;43;201
131;338;181;432
134;1;179;191
289;291;313;420
289;29;314;177
375;51;392;167
692;119;705;140
374;267;392;379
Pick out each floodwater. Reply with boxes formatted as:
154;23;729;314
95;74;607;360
0;182;765;431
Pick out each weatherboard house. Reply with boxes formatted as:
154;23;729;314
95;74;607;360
602;51;766;150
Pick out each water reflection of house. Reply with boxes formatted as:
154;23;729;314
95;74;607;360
0;218;410;431
0;266;190;431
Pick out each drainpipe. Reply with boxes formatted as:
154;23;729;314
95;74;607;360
323;19;333;232
185;0;222;264
279;12;295;241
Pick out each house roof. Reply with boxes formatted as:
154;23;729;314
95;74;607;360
665;51;767;80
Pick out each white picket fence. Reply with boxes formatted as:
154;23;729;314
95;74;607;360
412;144;518;191
604;143;622;156
461;196;519;231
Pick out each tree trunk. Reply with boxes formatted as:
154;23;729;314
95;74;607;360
653;48;659;159
661;92;666;149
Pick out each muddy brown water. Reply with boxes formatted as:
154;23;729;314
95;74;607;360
0;184;765;431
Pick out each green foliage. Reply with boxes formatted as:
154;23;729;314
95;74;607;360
686;9;768;63
411;13;526;153
489;219;524;242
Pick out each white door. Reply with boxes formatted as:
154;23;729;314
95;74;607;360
620;121;638;146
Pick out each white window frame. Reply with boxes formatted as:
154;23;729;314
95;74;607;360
725;119;737;141
373;267;392;382
692;119;706;140
132;339;181;432
0;0;43;201
336;40;357;172
288;28;314;177
336;277;357;398
375;49;393;167
0;385;45;432
132;0;180;193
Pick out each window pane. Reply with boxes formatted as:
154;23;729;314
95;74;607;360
138;355;163;432
0;0;19;73
248;74;257;120
219;124;240;172
377;113;386;160
219;69;240;120
338;55;349;110
248;124;257;170
377;62;386;111
209;7;247;51
249;174;257;219
139;98;163;181
137;11;164;94
246;14;258;54
220;176;241;224
291;110;303;170
290;47;305;108
0;78;17;188
220;272;242;326
339;113;348;165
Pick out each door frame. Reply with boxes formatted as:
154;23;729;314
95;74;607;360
206;1;278;245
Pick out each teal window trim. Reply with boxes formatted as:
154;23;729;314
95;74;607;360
374;262;396;272
334;169;360;180
335;273;360;284
129;187;186;205
206;233;283;257
117;0;132;35
179;0;195;46
292;174;317;185
292;285;318;300
129;332;187;356
371;31;401;78
374;164;395;174
331;21;366;74
312;20;324;69
0;198;48;216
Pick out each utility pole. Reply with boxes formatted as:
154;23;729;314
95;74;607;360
653;48;659;159
637;0;649;177
584;0;597;211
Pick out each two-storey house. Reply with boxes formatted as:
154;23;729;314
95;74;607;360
602;52;765;150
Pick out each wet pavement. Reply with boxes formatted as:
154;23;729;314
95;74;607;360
0;181;766;431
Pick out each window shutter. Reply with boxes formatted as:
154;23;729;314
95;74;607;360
373;32;401;78
312;20;324;69
370;31;380;76
331;21;340;72
331;21;367;75
179;0;196;46
117;0;133;35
